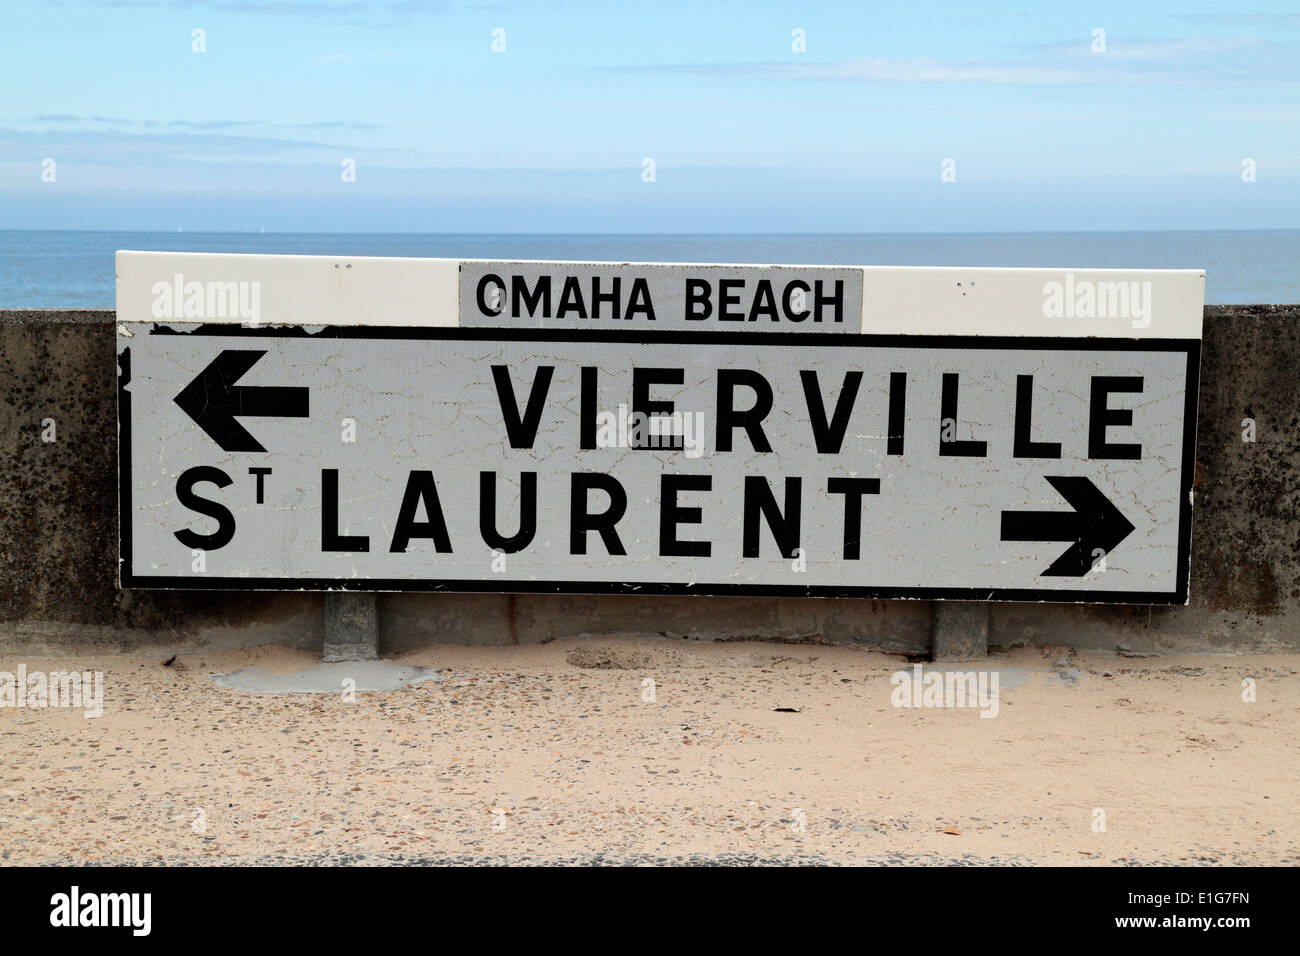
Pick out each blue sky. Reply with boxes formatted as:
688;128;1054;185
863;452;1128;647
2;0;1298;232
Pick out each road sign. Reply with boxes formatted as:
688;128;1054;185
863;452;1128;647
116;252;1204;603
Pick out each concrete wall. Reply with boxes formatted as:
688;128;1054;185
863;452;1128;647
1;307;1295;656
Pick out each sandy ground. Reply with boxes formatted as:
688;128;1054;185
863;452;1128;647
0;638;1295;866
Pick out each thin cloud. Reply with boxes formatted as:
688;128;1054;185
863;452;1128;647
34;113;137;124
60;0;373;12
1019;33;1276;61
0;125;359;164
604;45;1300;87
294;120;383;129
59;0;487;21
25;115;382;132
1172;12;1300;28
603;58;1100;85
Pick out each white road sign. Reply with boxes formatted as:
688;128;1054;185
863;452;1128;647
116;252;1204;603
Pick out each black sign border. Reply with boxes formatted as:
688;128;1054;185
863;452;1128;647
119;326;1201;605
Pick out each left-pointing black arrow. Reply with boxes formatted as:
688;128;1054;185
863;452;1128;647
1000;475;1136;577
174;350;309;452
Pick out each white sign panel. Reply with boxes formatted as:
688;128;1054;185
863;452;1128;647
458;261;864;332
116;253;1204;604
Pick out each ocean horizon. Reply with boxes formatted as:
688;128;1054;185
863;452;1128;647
2;228;1297;308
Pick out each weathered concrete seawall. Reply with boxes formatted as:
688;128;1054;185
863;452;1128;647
2;307;1296;655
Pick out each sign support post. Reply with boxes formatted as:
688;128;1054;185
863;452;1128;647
932;602;989;661
322;592;378;662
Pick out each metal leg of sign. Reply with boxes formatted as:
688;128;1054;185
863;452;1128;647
931;602;988;662
322;591;379;662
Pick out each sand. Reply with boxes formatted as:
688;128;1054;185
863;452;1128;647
0;638;1295;865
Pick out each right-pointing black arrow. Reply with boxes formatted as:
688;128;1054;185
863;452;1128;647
1000;476;1136;577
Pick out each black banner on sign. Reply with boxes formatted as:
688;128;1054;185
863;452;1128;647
0;864;1277;943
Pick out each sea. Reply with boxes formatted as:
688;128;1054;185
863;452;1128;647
1;229;1297;308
